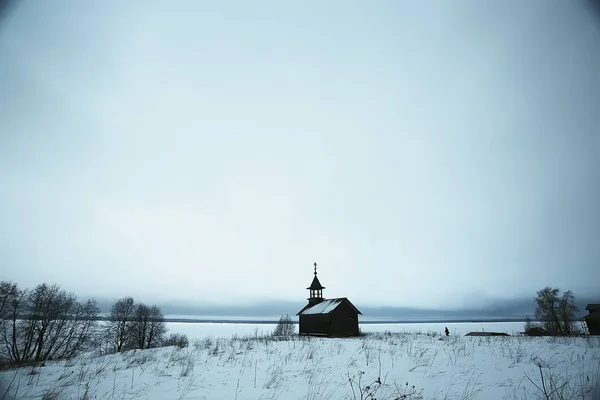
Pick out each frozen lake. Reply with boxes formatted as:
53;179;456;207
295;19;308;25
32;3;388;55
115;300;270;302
166;320;525;341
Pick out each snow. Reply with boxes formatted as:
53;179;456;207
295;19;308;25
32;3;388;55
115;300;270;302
299;298;344;315
1;331;599;399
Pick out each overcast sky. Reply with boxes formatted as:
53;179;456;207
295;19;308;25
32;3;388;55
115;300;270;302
1;1;599;312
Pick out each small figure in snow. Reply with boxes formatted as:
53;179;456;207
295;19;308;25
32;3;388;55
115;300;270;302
445;327;449;336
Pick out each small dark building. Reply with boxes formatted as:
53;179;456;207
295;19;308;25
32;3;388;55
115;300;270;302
584;304;600;335
297;263;362;337
465;331;509;337
521;327;549;336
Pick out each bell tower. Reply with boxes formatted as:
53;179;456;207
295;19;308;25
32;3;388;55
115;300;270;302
307;262;325;305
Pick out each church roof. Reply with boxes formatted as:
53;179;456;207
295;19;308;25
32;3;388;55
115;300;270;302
307;275;325;290
297;298;362;316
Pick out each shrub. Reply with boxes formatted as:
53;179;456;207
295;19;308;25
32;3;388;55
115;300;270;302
273;314;296;337
163;333;189;348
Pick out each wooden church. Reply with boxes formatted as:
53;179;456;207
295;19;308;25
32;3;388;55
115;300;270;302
297;263;362;337
585;304;600;335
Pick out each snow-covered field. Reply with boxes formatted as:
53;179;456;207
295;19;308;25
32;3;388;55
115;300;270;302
2;331;599;399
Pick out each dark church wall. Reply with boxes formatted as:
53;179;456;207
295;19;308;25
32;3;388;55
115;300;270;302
587;318;600;335
299;314;331;336
330;302;360;336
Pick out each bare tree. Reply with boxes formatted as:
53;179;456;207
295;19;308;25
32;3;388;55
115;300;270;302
131;303;150;350
0;283;26;363
534;287;579;336
130;303;167;350
558;290;579;335
46;299;100;360
0;281;18;318
108;297;135;352
1;282;100;364
273;314;296;337
29;284;77;362
11;287;38;362
535;287;563;335
146;305;166;349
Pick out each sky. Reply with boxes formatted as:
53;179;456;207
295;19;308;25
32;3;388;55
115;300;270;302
0;1;599;313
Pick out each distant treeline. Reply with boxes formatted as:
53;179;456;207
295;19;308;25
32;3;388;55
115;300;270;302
148;317;531;324
2;315;534;324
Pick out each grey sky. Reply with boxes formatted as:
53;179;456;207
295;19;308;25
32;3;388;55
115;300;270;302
1;1;599;311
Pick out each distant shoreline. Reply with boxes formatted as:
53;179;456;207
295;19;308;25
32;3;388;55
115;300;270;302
161;318;528;324
16;316;529;324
